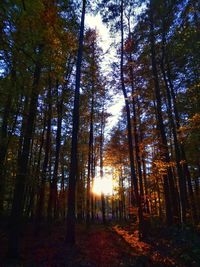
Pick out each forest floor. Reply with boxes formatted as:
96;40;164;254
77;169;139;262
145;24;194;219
1;220;200;267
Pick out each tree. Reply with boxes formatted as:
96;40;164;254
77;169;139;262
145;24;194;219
66;0;86;245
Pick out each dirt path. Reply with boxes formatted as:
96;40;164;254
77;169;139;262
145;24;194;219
78;225;137;266
1;224;141;266
78;225;178;267
1;224;185;266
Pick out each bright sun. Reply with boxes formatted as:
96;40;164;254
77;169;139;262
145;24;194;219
92;177;113;196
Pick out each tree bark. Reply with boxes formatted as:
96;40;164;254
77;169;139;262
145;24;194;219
48;82;63;222
86;88;94;225
166;57;198;224
0;69;16;216
66;0;86;245
36;76;52;227
160;11;187;224
100;106;106;224
7;60;42;258
120;0;144;235
149;0;177;225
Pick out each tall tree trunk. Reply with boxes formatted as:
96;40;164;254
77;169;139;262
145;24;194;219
127;21;144;200
29;112;47;219
36;76;52;227
48;83;63;222
120;0;143;235
0;93;12;216
60;151;67;220
7;60;42;258
0;69;16;216
127;22;144;222
160;11;187;224
120;0;136;206
100;106;106;224
86;89;94;225
166;58;198;223
66;0;86;245
137;100;150;214
149;0;177;225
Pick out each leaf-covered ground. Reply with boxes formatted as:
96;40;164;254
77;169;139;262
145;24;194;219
1;222;200;266
112;221;200;267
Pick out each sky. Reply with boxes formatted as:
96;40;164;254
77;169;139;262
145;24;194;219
85;14;124;133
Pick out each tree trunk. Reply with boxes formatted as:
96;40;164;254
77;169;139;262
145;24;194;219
66;0;86;245
149;0;177;225
86;88;94;226
166;59;198;224
160;12;187;224
120;0;143;235
48;82;63;222
127;29;144;229
36;76;52;227
7;60;42;258
100;106;106;224
0;69;16;216
0;93;12;216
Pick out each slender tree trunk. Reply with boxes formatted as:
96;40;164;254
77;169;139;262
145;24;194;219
120;0;137;206
127;31;144;227
60;151;66;220
24;136;39;218
66;0;86;245
7;60;42;258
48;83;63;222
0;69;16;216
149;0;176;225
86;89;94;226
195;164;200;196
100;106;106;224
120;0;143;235
36;77;52;227
166;60;198;223
160;13;187;224
0;93;12;216
31;112;47;218
138;100;150;214
77;169;84;222
91;143;95;221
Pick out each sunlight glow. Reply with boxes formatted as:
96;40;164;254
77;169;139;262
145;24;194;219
92;177;113;196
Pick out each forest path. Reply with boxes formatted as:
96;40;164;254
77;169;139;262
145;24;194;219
22;224;139;267
78;224;178;267
1;224;136;267
1;223;186;266
77;224;138;266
